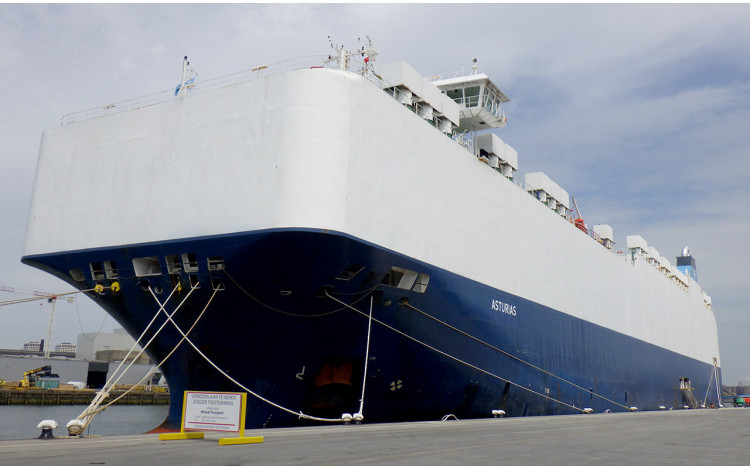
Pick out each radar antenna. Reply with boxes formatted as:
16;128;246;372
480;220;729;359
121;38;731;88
325;35;378;72
364;35;379;62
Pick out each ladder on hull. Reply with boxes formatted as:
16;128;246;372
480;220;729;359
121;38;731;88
680;377;699;409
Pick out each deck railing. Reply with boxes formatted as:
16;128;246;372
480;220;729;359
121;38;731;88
61;55;329;125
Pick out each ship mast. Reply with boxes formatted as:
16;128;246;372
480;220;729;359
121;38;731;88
175;56;196;97
325;35;378;73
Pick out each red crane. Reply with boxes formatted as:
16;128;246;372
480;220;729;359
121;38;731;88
571;197;588;234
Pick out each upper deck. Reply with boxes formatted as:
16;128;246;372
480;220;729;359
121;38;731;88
432;60;510;132
26;47;717;363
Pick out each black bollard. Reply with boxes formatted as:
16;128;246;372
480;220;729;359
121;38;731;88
36;420;58;439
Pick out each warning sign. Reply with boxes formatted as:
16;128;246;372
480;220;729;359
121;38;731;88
183;391;244;432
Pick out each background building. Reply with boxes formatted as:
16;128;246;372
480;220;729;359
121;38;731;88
2;328;158;389
76;328;149;363
736;378;750;396
54;342;76;354
22;340;42;352
95;349;151;365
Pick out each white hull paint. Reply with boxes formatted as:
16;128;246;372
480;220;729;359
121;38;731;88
25;65;720;377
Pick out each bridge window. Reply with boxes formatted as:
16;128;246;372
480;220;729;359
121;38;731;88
483;88;500;114
446;88;463;104
464;86;480;107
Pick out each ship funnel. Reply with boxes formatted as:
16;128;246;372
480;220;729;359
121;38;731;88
676;247;697;282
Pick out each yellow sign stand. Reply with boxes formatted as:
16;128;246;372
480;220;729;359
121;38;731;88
159;391;263;446
217;393;263;446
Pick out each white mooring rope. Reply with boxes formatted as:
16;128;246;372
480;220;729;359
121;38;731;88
324;291;586;414
146;285;362;424
73;278;379;433
354;295;374;420
402;301;633;412
69;283;200;434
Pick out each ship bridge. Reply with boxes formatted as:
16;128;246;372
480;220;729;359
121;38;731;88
432;60;509;132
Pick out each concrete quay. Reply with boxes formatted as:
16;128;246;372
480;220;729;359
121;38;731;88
0;388;169;406
1;408;747;465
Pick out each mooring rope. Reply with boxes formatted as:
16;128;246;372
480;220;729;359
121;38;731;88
72;283;199;429
702;359;722;408
77;276;380;430
222;268;380;318
89;284;221;411
150;286;347;423
78;283;222;424
100;284;186;390
402;301;632;412
356;295;374;418
324;291;586;414
713;358;722;408
701;367;714;408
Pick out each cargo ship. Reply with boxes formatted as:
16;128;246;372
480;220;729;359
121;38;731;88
22;40;722;429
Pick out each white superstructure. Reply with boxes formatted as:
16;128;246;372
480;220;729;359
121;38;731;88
24;56;719;371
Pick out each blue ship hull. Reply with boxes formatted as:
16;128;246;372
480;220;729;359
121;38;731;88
22;228;722;429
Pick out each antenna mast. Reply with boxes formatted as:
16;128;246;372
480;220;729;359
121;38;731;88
180;56;189;96
175;56;196;97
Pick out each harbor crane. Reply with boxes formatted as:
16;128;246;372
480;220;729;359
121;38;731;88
20;365;59;388
0;285;75;358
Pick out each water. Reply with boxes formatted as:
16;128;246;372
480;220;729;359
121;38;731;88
0;405;168;440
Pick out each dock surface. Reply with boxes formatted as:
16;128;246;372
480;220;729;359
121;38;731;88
1;408;747;465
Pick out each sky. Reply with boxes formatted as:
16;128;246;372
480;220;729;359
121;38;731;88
1;3;749;385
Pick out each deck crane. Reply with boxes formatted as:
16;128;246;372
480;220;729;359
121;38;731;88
0;285;75;358
571;196;588;234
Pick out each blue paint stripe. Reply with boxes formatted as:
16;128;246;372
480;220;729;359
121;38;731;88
23;228;721;427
